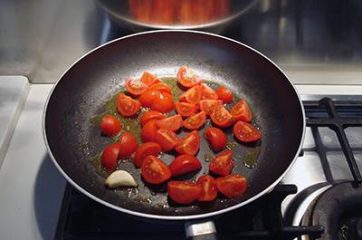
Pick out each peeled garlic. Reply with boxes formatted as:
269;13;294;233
105;170;137;188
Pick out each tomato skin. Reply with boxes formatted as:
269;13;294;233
133;142;162;168
101;143;121;172
177;66;200;89
179;85;202;105
100;114;122;136
156;114;183;132
148;82;172;94
210;105;235;128
117;132;138;158
175;130;200;156
169;154;202;177
167;181;202;204
216;86;233;103
230;99;252;122
141;120;158;142
151;92;174;113
141;155;171;184
197;175;218;201
183;111;206;130
140;71;161;86
175;102;198;118
139;89;160;108
141;110;165;126
204;127;228;152
216;175;247;198
116;93;141;117
209;149;233;176
199;99;223;116
201;83;218;100
233;121;261;142
125;79;148;96
154;129;179;152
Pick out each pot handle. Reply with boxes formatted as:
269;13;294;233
185;221;218;240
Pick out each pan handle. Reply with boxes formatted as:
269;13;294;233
185;221;218;240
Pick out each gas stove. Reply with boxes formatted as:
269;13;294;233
1;84;362;240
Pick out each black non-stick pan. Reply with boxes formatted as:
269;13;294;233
43;30;305;237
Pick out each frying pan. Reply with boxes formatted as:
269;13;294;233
43;30;305;238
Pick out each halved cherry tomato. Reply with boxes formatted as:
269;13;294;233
230;99;252;122
141;155;171;184
169;154;201;177
233;121;261;142
204;127;227;152
154;129;179;152
141;119;158;142
101;143;121;172
139;89;160;108
177;66;200;89
201;83;218;100
216;175;247;198
100;114;122;136
175;130;200;156
116;93;141;117
197;175;218;201
118;132;138;159
179;85;202;105
216;86;233;103
156;114;182;132
199;99;223;116
209;149;233;176
133;142;162;168
140;71;161;86
183;111;206;130
151;92;174;113
141;110;165;126
125;79;148;96
148;82;172;94
210;105;235;128
167;181;202;204
175;102;198;118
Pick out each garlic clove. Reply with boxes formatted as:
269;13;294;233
105;170;138;188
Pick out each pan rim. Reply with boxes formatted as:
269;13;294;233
42;30;306;221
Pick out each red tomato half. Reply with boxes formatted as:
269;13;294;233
201;83;218;100
148;82;172;94
183;111;206;130
204;127;227;152
216;86;233;103
210;105;235;128
154;129;179;152
139;89;160;108
141;119;158;142
156;114;183;132
141;155;171;184
216;175;247;198
199;99;223;116
101;143;121;172
230;99;252;122
168;181;202;204
209;149;233;176
197;175;218;201
175;130;200;156
175;102;198;118
141;110;165;126
133;142;162;168
100;114;122;136
233;121;261;143
140;71;161;86
116;93;141;117
177;66;200;89
179;85;202;105
117;132;138;159
169;154;201;177
151;92;174;113
125;79;148;96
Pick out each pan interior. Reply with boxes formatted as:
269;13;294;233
45;31;304;218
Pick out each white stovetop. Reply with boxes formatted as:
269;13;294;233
1;83;362;240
